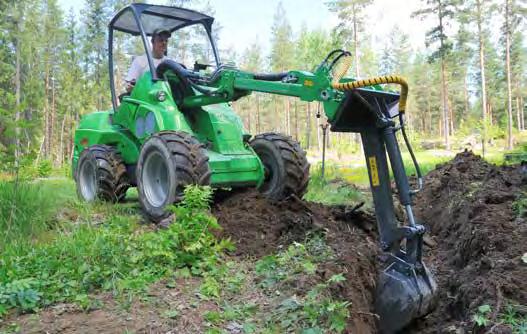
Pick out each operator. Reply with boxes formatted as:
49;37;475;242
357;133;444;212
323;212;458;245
125;28;171;92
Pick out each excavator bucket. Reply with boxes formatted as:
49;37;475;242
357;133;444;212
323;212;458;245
376;256;438;333
329;88;438;332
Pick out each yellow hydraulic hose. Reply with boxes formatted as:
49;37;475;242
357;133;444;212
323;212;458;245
330;56;409;113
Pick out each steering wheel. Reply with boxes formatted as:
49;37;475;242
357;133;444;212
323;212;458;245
156;60;195;105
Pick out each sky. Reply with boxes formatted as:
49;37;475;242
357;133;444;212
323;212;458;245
57;0;431;57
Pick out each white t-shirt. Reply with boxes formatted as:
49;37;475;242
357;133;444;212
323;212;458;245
125;55;167;83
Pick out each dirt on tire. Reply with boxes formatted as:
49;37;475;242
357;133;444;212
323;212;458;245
212;190;380;333
411;151;527;333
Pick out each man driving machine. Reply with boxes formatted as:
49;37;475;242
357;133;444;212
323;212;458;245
125;28;171;92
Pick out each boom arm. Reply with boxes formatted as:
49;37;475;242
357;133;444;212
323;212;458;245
160;50;437;332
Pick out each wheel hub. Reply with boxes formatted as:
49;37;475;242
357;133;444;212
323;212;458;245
79;160;97;201
143;151;170;208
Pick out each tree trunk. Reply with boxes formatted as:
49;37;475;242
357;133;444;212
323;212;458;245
66;113;73;165
15;21;21;165
294;99;298;141
463;75;469;116
440;59;450;149
51;77;56;164
448;97;455;137
59;116;66;165
437;0;450;149
505;0;514;149
477;0;488;153
520;96;525;130
44;72;50;158
352;5;360;78
516;96;522;131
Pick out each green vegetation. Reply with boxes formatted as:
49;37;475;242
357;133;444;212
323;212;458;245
512;192;527;219
472;304;527;333
304;163;366;206
0;186;231;317
0;175;351;332
0;179;75;248
304;149;453;207
254;238;350;333
202;236;351;334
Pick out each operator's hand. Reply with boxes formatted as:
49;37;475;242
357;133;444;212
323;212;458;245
126;79;136;93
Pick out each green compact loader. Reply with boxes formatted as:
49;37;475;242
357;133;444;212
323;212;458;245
73;4;437;332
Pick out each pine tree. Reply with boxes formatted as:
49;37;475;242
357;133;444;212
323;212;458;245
81;0;110;111
326;0;373;77
459;0;494;153
269;1;294;136
501;0;526;148
413;0;457;149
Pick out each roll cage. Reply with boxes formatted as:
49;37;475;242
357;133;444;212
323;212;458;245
108;3;221;111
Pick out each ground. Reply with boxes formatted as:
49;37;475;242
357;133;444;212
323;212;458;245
1;151;526;333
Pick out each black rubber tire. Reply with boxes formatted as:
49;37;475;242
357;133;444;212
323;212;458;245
136;131;211;222
75;145;130;202
250;132;310;200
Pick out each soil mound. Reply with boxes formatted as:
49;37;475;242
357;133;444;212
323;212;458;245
212;190;380;333
412;150;527;333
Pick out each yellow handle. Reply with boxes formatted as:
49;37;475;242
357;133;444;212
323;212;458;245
330;56;409;113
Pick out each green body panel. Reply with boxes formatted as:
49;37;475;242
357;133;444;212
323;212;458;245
72;111;140;172
73;71;264;187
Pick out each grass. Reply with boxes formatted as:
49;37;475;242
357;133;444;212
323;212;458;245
204;235;351;334
0;179;75;248
0;186;232;317
304;149;453;206
304;163;367;206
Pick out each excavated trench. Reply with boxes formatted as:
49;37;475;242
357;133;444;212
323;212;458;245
213;151;527;333
212;190;380;333
5;151;525;333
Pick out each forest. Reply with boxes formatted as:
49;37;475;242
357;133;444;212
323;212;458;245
0;1;526;333
0;0;525;173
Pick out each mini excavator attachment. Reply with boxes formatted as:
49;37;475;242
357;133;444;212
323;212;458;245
120;39;438;331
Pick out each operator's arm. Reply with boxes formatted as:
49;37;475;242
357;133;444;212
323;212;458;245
125;56;144;92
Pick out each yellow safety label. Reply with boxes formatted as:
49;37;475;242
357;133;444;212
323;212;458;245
369;156;380;186
304;80;314;87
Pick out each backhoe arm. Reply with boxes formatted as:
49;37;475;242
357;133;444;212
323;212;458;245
164;50;437;333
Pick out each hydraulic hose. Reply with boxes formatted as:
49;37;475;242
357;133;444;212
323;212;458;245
331;55;353;87
399;114;424;194
334;75;409;113
330;56;409;114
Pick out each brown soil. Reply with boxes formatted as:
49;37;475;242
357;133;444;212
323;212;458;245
8;277;219;334
212;190;380;333
411;151;527;333
4;150;525;334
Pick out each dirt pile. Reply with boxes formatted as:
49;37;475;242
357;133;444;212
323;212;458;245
212;190;380;333
412;150;527;333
